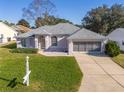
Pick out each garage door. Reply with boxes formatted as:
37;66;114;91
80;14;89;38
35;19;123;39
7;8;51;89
73;42;101;52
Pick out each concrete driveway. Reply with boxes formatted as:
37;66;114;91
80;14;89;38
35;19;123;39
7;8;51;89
74;53;124;92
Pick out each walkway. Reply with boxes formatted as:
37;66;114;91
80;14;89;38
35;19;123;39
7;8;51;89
38;51;71;56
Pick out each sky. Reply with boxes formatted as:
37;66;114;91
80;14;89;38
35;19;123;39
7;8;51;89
0;0;124;25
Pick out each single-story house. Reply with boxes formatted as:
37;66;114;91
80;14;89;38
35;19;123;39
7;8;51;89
0;22;18;43
17;23;106;55
107;28;124;51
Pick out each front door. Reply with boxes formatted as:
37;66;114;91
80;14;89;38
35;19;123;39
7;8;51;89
39;36;45;49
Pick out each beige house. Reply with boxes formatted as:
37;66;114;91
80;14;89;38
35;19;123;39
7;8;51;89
17;23;106;55
0;22;17;43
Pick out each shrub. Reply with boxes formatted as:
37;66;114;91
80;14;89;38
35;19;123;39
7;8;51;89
10;48;38;54
105;41;120;57
1;43;16;49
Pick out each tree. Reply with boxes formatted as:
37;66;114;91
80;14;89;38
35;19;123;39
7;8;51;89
0;20;15;26
35;16;73;28
105;41;120;57
22;0;56;23
17;19;30;28
75;24;82;28
82;4;124;35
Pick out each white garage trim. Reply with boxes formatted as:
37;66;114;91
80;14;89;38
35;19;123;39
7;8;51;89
68;40;105;55
73;41;101;52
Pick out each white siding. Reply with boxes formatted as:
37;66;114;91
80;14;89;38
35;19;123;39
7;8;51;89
0;22;17;43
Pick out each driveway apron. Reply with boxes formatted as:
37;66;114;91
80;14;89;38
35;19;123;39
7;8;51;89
74;53;124;92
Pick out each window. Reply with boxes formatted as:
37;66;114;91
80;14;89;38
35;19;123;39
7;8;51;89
21;39;26;47
0;34;3;39
122;41;124;45
29;37;34;47
0;34;3;43
7;37;11;42
14;33;17;38
51;36;57;46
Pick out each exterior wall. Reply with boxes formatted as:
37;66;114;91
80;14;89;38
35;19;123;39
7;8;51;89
0;23;17;44
45;35;68;52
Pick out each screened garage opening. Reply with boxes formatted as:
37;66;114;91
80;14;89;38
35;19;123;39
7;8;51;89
73;42;101;52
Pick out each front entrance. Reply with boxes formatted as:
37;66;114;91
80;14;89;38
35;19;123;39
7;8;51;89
73;42;101;52
39;36;45;49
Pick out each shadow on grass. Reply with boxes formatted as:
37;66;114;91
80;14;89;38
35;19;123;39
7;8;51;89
0;77;23;88
1;43;16;49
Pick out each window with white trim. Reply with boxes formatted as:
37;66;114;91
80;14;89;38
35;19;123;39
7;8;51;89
51;36;57;46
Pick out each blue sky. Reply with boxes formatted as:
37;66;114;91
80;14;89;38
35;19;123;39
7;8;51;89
0;0;124;25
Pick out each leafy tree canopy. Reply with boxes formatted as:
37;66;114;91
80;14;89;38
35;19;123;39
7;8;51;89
0;20;15;26
17;19;30;28
35;15;73;28
82;4;124;35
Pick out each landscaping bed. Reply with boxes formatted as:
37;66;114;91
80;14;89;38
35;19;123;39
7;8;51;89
0;48;82;92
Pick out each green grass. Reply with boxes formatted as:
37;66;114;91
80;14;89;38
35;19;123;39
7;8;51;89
0;48;82;92
112;54;124;68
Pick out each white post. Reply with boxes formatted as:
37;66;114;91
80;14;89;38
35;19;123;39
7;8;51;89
23;56;31;86
68;40;73;55
26;56;29;86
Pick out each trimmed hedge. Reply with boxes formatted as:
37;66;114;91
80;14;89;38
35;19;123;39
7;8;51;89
10;48;38;54
105;41;120;57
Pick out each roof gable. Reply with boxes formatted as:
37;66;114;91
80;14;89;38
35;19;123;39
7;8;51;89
68;28;105;40
0;22;17;33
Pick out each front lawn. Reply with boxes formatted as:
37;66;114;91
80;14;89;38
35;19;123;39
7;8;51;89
0;48;82;92
112;54;124;68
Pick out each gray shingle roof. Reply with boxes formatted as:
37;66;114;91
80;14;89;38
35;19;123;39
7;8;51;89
17;29;49;38
107;28;124;39
68;28;106;40
17;23;80;38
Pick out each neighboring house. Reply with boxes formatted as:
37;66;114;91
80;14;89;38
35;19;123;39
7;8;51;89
107;28;124;51
17;23;106;55
12;25;32;35
0;22;17;43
